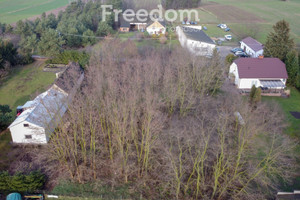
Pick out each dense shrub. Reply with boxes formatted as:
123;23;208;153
225;54;238;65
46;50;90;68
51;181;132;199
0;40;17;69
0;105;13;131
0;171;46;193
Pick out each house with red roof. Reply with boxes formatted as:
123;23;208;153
229;57;288;92
240;37;264;58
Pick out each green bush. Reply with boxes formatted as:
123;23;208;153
225;54;238;65
46;50;90;68
0;105;13;130
51;181;133;199
249;85;261;104
0;171;46;193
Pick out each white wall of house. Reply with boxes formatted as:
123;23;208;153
238;79;260;89
186;39;215;56
240;42;264;58
10;122;47;144
176;26;216;56
229;62;239;85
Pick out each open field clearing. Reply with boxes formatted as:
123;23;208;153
204;0;300;43
0;61;56;110
0;0;69;24
202;3;265;23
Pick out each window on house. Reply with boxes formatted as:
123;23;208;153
23;124;29;127
25;135;32;139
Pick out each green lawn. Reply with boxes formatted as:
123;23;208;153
0;0;69;24
0;61;56;111
263;88;300;138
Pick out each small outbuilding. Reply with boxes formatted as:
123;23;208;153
9;63;84;144
240;37;264;58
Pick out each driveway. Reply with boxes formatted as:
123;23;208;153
218;46;234;58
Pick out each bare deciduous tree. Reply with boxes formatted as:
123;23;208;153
35;40;296;199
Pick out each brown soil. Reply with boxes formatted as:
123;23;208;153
202;4;265;23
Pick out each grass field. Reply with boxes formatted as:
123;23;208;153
202;0;300;44
0;0;69;24
263;88;300;138
0;61;56;111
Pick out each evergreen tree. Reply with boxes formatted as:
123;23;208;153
0;40;18;68
5;24;13;34
264;20;294;61
37;29;65;57
82;29;97;46
19;34;39;55
254;88;262;104
225;54;238;65
0;105;12;130
285;50;299;86
0;172;9;192
249;85;256;103
249;85;261;104
96;22;113;37
9;173;27;192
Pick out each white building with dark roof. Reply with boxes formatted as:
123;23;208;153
176;26;216;56
240;37;264;58
8;63;84;144
229;57;288;91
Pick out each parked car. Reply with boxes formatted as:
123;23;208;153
224;28;230;32
203;26;207;30
225;35;232;40
231;47;243;53
235;51;248;57
220;24;227;29
240;53;249;57
235;51;244;56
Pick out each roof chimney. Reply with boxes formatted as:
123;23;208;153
258;55;264;59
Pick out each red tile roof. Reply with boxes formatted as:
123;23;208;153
234;58;288;79
241;37;264;52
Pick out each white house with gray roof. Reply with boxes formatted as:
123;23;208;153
240;37;264;58
8;87;68;144
8;63;84;144
176;26;216;56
